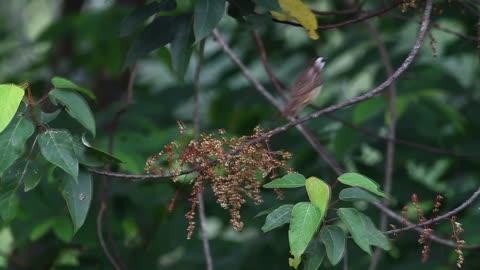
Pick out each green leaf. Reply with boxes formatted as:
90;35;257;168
0;84;25;133
22;159;43;192
52;215;74;242
60;169;92;233
0;161;27;223
38;130;79;179
289;202;322;258
302;240;325;270
319;226;345;265
170;14;194;82
39;109;61;124
73;142;104;167
120;0;177;37
261;204;293;232
125;15;179;66
339;187;380;203
0;117;34;175
337;173;387;198
305;177;330;219
81;134;123;164
193;0;226;41
30;219;54;241
263;173;305;188
51;77;96;100
352;97;384;124
337;208;391;255
49;89;96;137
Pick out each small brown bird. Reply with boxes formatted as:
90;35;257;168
283;57;326;117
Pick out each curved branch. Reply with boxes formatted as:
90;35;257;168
88;0;432;181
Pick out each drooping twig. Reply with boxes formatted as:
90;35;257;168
97;64;138;270
365;20;397;270
193;39;214;270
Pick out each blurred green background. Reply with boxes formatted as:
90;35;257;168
0;0;479;269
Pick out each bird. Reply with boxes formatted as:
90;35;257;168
283;57;326;117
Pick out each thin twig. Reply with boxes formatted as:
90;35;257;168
97;64;138;270
365;21;397;270
272;1;402;30
193;39;214;270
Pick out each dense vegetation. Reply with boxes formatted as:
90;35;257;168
0;0;479;269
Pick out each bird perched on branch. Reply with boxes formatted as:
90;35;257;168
283;57;326;117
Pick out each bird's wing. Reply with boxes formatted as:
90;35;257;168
291;70;323;98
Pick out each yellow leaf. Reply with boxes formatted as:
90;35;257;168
278;0;319;40
271;11;291;21
288;254;302;269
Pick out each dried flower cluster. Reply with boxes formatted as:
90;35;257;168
400;0;417;12
145;126;291;239
451;216;465;268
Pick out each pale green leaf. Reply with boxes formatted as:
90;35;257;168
38;130;79;179
305;177;330;219
0;84;25;133
263;173;305;188
49;89;96;137
261;204;293;232
51;77;96;100
337;173;387;198
320;226;345;265
289;202;322;258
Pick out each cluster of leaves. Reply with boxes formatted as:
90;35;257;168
0;79;120;236
121;0;320;80
262;173;391;269
146;126;292;238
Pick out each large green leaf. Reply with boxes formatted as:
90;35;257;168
51;77;96;100
337;208;391;255
339;187;380;203
38;130;79;179
49;89;96;137
337;173;387;198
302;240;325;270
319;226;345;265
263;173;305;188
125;15;179;66
193;0;226;41
0;84;25;133
261;204;293;232
120;0;177;37
0;161;30;223
60;169;92;233
289;202;322;258
170;14;194;82
0;117;34;175
305;177;330;219
22;159;43;192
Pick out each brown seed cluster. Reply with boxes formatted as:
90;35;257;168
145;126;291;239
400;0;417;12
451;216;465;268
